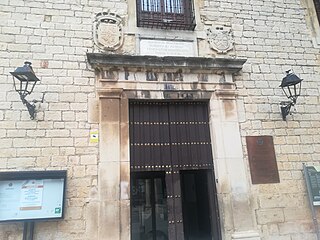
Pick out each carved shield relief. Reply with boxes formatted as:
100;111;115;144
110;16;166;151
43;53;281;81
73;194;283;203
94;12;123;51
206;25;234;53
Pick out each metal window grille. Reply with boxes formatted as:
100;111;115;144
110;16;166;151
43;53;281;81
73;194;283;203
137;0;196;30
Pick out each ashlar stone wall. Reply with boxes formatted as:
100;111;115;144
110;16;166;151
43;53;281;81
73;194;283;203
200;0;320;239
1;0;320;239
0;0;126;239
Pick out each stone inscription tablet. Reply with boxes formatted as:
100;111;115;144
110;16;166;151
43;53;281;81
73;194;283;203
140;39;195;57
246;136;280;184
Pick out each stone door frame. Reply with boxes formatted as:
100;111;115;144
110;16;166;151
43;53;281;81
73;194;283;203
87;53;261;240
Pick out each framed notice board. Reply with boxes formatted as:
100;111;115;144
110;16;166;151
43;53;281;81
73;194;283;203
0;170;67;222
246;136;280;184
304;165;320;206
303;164;320;239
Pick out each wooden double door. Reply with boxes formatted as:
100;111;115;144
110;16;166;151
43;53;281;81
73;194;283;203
129;101;221;240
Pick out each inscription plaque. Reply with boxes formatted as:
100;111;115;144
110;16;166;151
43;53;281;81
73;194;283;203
140;39;195;57
246;136;280;184
163;91;199;99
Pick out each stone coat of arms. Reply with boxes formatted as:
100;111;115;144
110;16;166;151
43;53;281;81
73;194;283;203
94;12;123;51
206;25;234;53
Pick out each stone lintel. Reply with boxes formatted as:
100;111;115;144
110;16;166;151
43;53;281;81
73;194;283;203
87;53;247;74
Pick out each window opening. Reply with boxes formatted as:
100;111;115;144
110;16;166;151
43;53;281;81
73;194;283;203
137;0;195;30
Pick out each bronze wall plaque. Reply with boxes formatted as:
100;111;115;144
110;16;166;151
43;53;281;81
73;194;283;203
246;136;280;184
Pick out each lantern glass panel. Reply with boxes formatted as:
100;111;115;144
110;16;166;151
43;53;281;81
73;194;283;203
294;82;302;97
281;81;301;103
13;76;38;97
281;86;290;99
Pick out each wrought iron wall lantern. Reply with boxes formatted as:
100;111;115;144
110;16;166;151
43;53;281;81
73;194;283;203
10;61;44;120
279;70;303;121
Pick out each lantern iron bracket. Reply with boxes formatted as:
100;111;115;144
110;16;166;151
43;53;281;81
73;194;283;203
19;93;45;120
280;101;294;121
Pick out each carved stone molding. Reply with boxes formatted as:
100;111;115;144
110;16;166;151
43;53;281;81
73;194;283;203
87;53;246;74
93;12;124;51
206;25;234;54
97;88;124;99
215;87;238;100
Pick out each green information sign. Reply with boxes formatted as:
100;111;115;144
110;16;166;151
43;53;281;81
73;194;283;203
303;164;320;240
305;165;320;206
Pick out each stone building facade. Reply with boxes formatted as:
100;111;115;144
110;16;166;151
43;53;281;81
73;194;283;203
0;0;320;239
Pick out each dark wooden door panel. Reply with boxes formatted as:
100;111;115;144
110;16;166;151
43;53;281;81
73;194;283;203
172;171;184;240
165;172;176;240
129;101;219;240
130;101;214;171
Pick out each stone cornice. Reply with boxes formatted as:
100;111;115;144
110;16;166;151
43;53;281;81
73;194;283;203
87;53;247;74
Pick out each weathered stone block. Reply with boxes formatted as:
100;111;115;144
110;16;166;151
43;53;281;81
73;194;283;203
256;208;285;224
